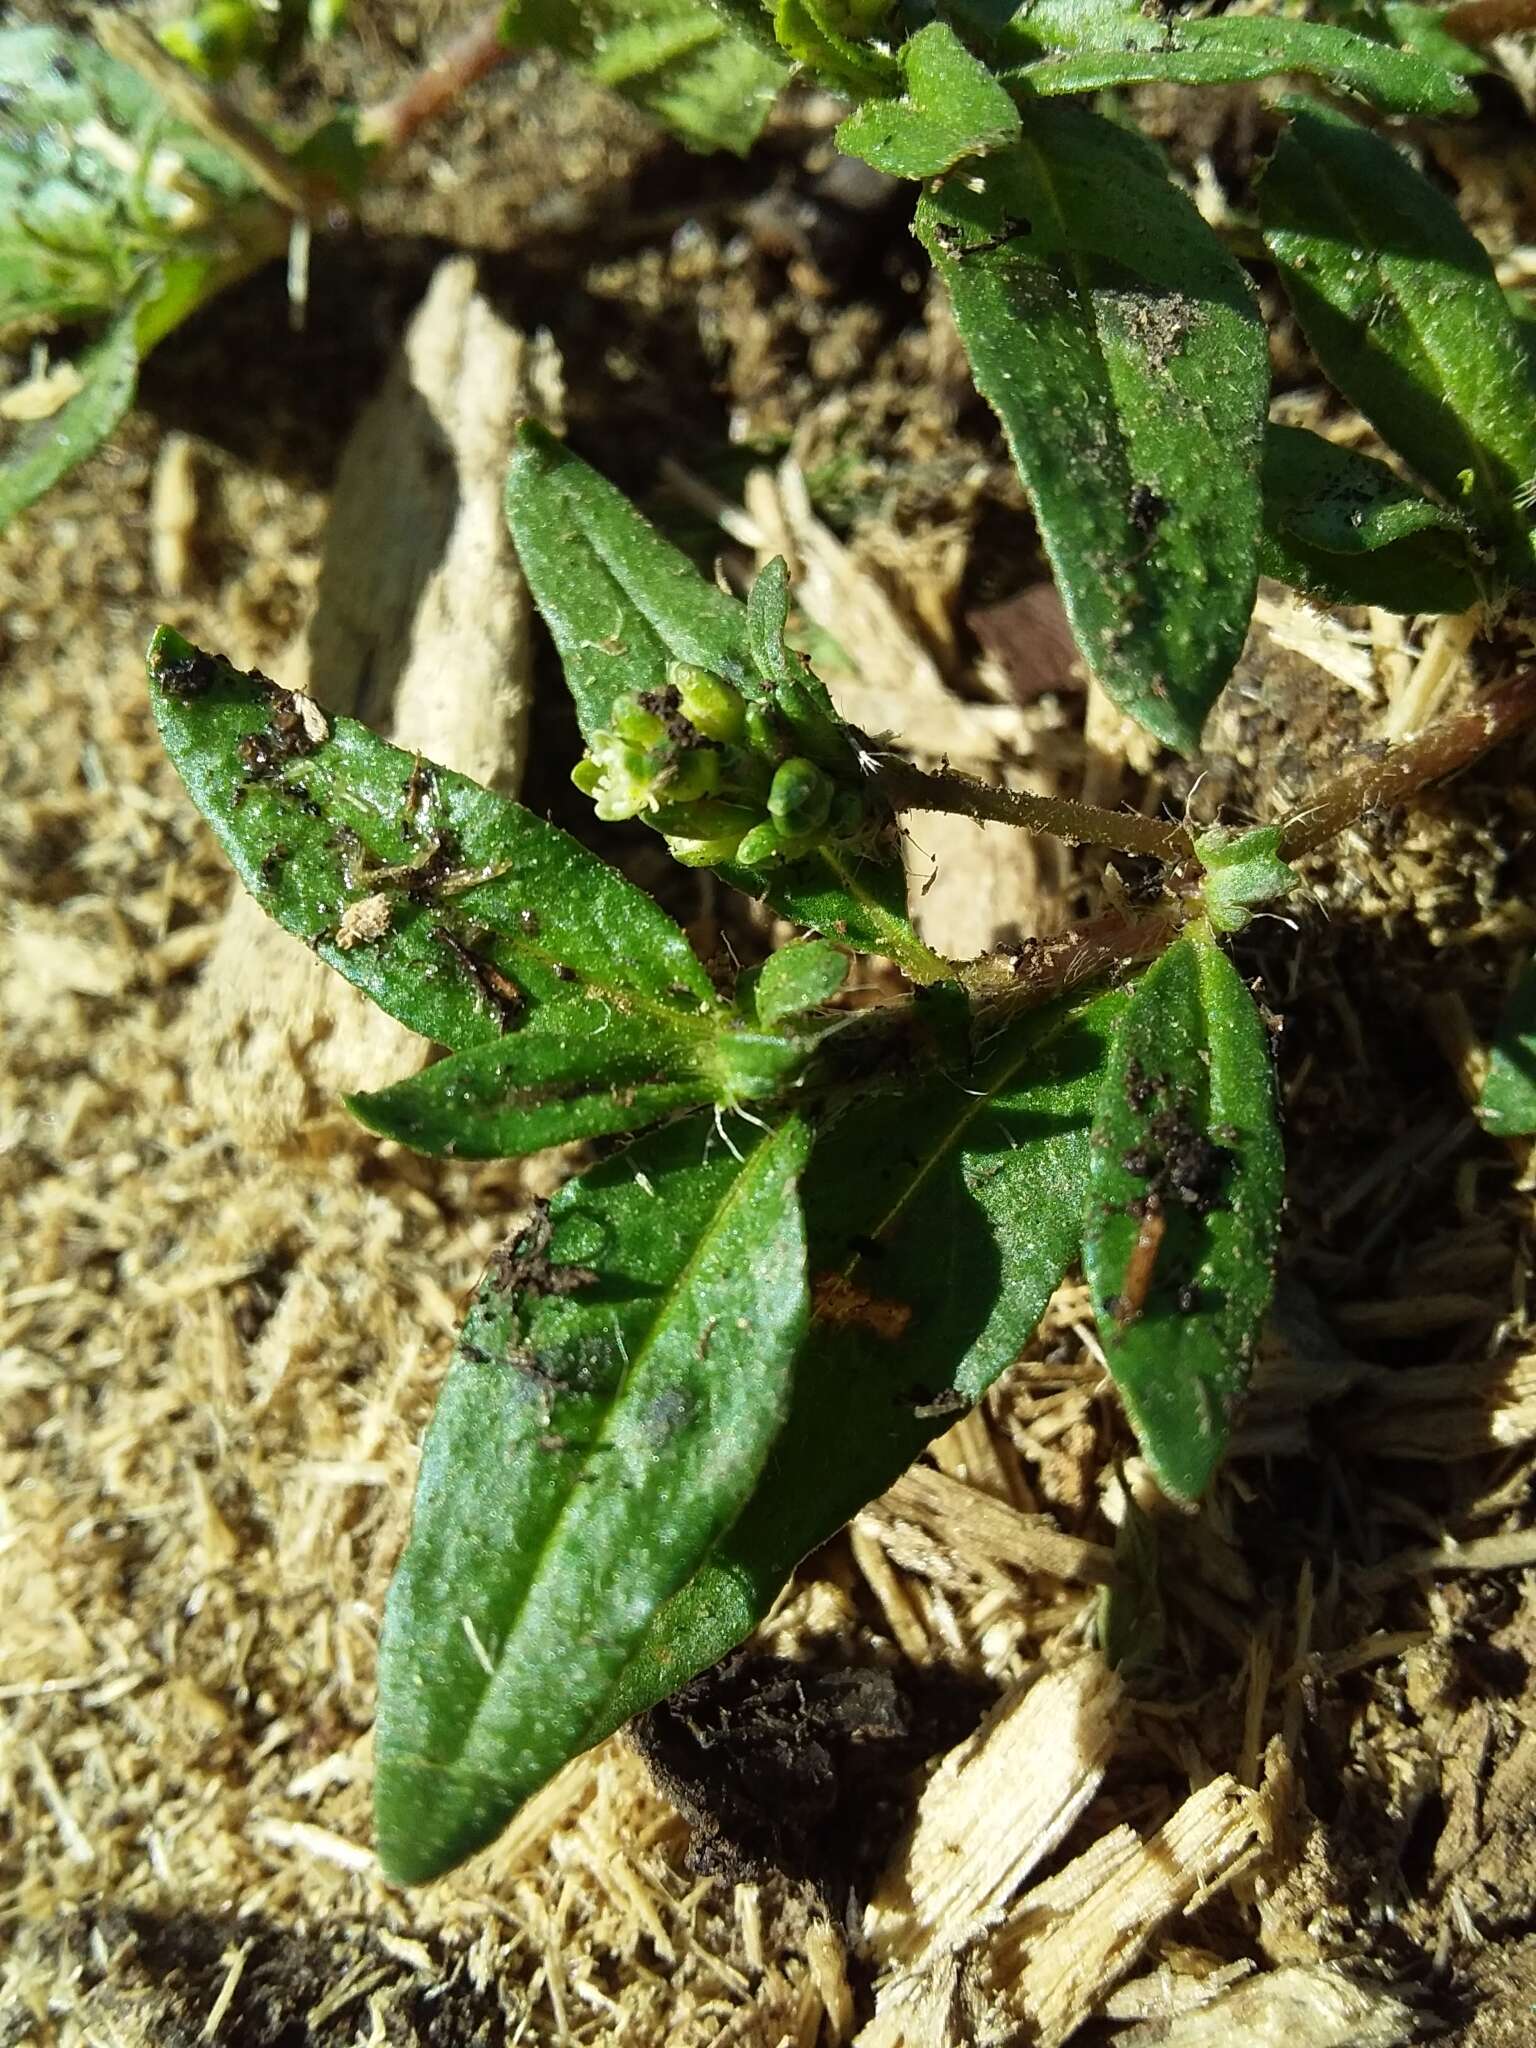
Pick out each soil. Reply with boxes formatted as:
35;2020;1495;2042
7;5;1536;2045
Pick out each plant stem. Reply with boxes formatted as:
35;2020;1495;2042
877;760;1193;864
1440;0;1536;44
962;900;1190;1005
91;9;318;215
357;8;518;154
1279;668;1536;860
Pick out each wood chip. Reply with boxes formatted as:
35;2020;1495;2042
863;1657;1122;1972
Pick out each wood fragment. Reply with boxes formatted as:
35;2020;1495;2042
863;1658;1123;1972
991;1774;1266;2046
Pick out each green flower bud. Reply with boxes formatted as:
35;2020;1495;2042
656;800;759;867
655;747;722;805
670;663;746;745
744;704;784;760
612;701;668;749
159;1;260;75
768;756;833;837
829;789;866;838
571;757;603;797
734;821;786;869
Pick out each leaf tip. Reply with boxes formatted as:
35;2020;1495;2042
374;1752;507;1886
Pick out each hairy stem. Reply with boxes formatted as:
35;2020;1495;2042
357;8;517;154
878;760;1194;864
1280;668;1536;859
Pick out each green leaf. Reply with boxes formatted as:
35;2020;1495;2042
836;21;1020;178
502;0;786;154
146;629;721;1054
1083;933;1283;1501
505;424;942;979
1193;824;1296;936
0;310;138;529
598;986;1126;1731
1479;959;1536;1138
506;422;761;732
998;1;1473;116
1259;423;1483;615
0;25;284;527
1259;107;1536;581
746;554;796;683
749;937;848;1025
0;23;263;337
1319;0;1488;78
772;0;899;93
348;1002;808;1159
917;107;1267;753
374;1112;811;1883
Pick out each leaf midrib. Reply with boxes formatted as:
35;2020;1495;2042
1281;140;1520;525
448;1120;800;1781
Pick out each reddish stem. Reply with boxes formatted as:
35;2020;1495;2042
358;8;516;154
1279;668;1536;860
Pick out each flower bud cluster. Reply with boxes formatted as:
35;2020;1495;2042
572;663;870;869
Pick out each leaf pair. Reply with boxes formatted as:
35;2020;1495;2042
828;14;1514;752
377;981;1130;1878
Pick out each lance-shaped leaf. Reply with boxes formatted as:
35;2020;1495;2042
1479;959;1536;1138
917;108;1267;752
596;986;1126;1733
997;0;1473;116
837;20;1020;178
1260;106;1536;580
374;1112;811;1883
502;0;787;156
147;630;721;1053
348;1000;809;1158
1259;423;1483;614
505;425;941;976
1084;933;1282;1502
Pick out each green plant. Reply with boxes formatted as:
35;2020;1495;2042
60;0;1534;1882
0;1;787;529
148;412;1536;1880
